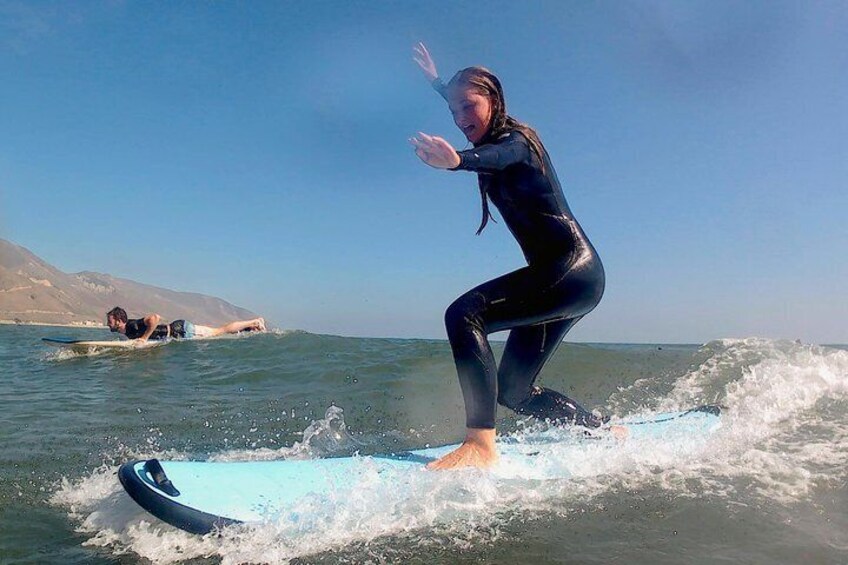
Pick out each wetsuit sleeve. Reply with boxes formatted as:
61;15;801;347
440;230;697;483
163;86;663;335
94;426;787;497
452;132;532;173
431;77;448;101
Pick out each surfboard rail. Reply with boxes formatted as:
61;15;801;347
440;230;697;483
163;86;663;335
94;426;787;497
119;459;241;535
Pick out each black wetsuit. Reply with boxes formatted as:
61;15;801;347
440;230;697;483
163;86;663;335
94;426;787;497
445;130;606;430
124;319;188;340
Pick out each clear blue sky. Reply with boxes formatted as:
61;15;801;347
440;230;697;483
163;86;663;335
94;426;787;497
1;1;845;343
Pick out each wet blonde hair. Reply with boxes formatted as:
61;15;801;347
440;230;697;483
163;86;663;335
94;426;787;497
447;67;548;234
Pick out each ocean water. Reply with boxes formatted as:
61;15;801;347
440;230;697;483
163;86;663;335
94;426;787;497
1;324;846;564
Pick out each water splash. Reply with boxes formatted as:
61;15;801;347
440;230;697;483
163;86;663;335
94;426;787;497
210;405;360;462
49;338;848;563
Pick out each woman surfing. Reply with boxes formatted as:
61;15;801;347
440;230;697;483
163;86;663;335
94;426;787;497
411;43;619;470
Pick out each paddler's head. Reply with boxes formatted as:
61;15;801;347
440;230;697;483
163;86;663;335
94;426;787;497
106;306;128;334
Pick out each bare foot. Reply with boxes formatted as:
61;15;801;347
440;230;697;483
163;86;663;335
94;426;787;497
610;424;629;440
427;428;498;470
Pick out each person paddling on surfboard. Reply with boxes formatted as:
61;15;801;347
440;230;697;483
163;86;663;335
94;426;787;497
411;43;622;470
106;306;265;341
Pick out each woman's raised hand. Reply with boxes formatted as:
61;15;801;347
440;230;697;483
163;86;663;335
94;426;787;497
413;42;439;83
410;132;461;169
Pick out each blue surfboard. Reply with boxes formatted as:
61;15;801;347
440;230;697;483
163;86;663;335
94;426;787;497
119;405;721;535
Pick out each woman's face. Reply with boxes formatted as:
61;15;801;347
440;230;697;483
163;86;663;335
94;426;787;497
448;86;492;144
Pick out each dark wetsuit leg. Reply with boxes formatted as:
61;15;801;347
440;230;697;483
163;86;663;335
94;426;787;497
497;319;604;427
445;259;604;430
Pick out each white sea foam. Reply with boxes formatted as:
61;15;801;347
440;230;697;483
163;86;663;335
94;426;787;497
666;339;848;503
50;338;848;564
43;347;106;361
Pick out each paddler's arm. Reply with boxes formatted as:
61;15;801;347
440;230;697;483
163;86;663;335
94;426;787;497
137;313;161;341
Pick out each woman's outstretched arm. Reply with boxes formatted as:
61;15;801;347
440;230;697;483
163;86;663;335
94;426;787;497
413;42;448;101
453;132;531;172
410;131;531;172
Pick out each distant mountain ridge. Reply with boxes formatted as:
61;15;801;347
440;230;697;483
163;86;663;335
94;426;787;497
0;239;258;326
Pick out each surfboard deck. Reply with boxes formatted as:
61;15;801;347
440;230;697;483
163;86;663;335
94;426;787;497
42;337;162;351
119;406;722;535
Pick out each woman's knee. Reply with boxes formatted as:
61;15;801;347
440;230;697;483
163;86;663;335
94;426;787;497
444;291;487;337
